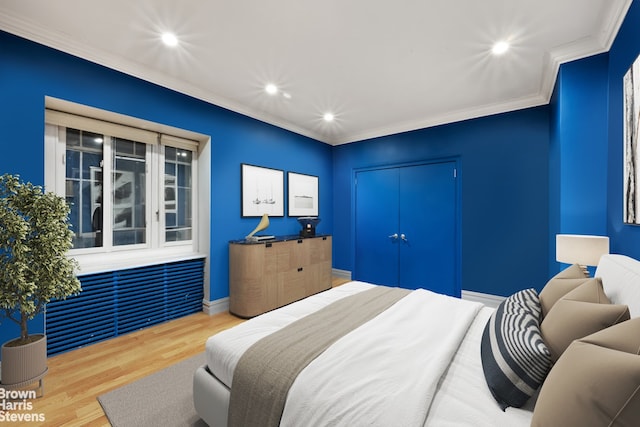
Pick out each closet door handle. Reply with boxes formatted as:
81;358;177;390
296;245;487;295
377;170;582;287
400;233;408;243
388;233;398;241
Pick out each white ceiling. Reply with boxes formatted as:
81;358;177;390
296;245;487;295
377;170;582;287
0;0;632;145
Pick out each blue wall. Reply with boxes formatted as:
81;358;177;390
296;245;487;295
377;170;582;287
333;108;551;297
333;0;640;292
2;0;640;345
556;55;609;235
549;54;610;275
607;0;640;257
0;31;333;345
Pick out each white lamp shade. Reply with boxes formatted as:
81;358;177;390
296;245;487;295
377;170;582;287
556;234;610;266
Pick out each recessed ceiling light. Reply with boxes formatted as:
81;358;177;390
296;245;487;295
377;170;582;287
161;32;179;47
323;112;335;122
265;84;278;95
492;41;509;55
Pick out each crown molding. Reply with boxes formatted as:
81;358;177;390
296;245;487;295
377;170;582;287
331;0;632;147
0;10;330;144
0;0;632;147
331;93;549;146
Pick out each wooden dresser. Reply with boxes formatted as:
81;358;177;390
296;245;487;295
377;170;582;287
229;235;332;317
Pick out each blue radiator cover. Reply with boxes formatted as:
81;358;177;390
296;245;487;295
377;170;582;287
46;258;205;355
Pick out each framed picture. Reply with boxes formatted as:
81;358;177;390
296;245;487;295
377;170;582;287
288;171;319;217
624;53;640;224
241;164;284;217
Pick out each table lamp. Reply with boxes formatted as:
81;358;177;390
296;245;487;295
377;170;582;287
556;234;610;277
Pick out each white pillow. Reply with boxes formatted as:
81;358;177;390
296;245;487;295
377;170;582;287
595;254;640;318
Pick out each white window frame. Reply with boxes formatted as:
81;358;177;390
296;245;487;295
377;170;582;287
160;134;199;247
44;98;210;281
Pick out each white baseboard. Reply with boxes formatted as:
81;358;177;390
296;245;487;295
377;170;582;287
461;290;505;309
203;275;502;314
328;270;503;310
202;297;229;315
332;268;352;280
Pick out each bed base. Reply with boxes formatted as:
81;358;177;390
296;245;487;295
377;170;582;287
193;365;230;427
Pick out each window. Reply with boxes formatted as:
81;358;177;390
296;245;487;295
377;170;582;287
45;106;203;271
65;128;104;249
112;137;148;246
164;146;193;242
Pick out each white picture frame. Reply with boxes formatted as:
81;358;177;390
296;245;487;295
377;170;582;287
288;171;319;217
241;163;284;217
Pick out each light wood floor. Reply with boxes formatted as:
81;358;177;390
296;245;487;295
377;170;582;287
20;276;350;426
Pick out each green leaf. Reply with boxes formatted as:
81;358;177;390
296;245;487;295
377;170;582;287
0;174;81;338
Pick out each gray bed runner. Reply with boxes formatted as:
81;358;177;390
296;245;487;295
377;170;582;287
228;285;411;427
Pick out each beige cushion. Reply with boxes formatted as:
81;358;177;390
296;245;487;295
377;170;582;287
541;300;629;361
581;314;640;352
531;317;640;427
560;276;610;303
541;278;630;361
539;264;588;317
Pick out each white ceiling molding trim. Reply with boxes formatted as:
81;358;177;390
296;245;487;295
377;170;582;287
0;0;633;146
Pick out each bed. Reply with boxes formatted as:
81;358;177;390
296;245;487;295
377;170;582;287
193;254;640;426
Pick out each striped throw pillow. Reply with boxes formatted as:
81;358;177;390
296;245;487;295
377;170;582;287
480;288;551;410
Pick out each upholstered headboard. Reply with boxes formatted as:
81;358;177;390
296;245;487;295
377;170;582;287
595;254;640;318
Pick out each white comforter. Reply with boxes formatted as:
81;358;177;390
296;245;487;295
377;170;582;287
206;281;382;388
280;288;482;427
205;282;534;426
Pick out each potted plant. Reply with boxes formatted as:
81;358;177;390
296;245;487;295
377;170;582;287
0;173;81;387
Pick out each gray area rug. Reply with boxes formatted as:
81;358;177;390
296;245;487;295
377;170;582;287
98;353;208;427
